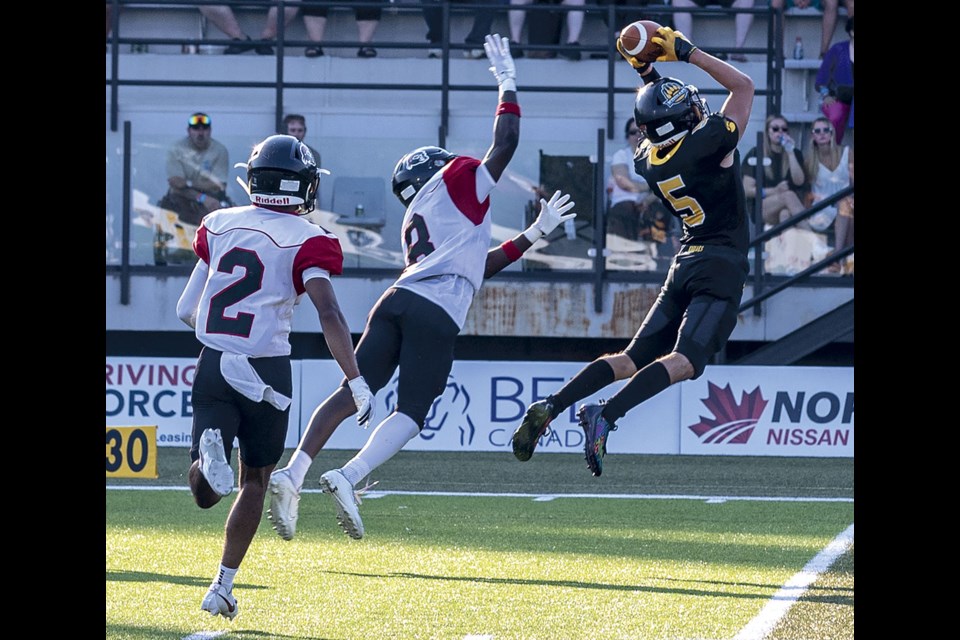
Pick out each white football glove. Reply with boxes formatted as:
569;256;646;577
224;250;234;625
347;376;375;429
484;34;516;93
523;190;577;243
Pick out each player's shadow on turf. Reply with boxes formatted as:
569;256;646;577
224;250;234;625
105;569;268;591
323;570;853;605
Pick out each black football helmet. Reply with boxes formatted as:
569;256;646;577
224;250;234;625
391;146;458;207
634;77;710;148
246;134;321;214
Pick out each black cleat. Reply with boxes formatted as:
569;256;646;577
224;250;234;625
577;403;617;477
511;399;555;461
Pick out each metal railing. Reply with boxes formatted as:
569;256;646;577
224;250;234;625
107;2;853;316
106;1;784;137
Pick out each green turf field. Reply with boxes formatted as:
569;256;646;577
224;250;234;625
106;449;854;640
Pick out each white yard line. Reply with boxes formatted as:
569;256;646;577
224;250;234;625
733;523;854;640
107;485;853;503
182;632;227;640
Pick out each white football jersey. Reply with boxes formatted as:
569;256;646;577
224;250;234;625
394;157;493;328
191;205;344;356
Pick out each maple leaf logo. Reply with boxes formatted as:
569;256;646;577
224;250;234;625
688;383;766;444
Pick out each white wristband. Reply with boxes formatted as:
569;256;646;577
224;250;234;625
522;226;543;244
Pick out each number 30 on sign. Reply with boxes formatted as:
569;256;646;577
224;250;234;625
106;426;158;478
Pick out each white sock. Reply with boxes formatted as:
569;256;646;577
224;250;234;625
341;412;419;487
285;450;313;491
215;564;238;592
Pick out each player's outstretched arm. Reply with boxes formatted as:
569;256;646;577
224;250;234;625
484;190;576;278
653;27;754;139
480;34;520;182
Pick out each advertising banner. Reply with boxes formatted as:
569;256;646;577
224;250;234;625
299;360;681;455
105;357;303;448
105;357;852;457
680;366;854;457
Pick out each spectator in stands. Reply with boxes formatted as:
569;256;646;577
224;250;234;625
257;2;299;50
509;0;585;60
741;114;806;226
199;5;274;55
590;2;673;60
422;0;500;59
607;117;677;268
832;143;853;274
282;114;320;168
815;15;853;144
671;1;754;62
160;113;233;226
802;116;850;242
596;1;674;33
281;113;324;205
607;117;650;241
770;0;852;59
276;2;383;57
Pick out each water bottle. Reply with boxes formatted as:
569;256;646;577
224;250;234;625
793;37;804;60
182;44;198;54
355;203;364;217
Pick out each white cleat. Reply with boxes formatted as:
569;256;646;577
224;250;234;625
198;428;234;497
267;469;300;541
319;470;364;540
200;582;239;620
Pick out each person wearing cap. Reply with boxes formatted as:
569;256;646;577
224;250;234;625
162;112;233;226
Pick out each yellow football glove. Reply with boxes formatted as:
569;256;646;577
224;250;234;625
616;38;651;74
652;27;698;63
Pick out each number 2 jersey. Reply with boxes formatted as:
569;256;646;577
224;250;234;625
635;114;749;255
394;156;495;329
188;205;345;357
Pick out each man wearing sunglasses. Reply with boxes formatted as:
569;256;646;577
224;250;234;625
162;112;234;226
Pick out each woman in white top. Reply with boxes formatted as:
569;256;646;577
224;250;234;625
803;116;851;237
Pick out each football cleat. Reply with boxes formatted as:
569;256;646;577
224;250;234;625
198;428;234;496
319;469;365;540
577;403;618;477
511;399;555;461
201;583;238;620
266;469;300;541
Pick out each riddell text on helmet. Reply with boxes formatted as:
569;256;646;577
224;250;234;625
252;194;296;205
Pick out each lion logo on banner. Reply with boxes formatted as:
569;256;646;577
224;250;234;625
383;374;476;446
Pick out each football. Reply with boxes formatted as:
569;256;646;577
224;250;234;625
618;20;663;63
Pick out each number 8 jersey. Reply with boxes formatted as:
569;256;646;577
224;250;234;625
394;157;494;329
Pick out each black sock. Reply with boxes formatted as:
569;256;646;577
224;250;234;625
548;360;616;417
603;361;671;424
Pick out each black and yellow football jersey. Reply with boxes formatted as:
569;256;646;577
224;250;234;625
635;114;748;256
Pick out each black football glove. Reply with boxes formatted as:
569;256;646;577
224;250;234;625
652;27;698;63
